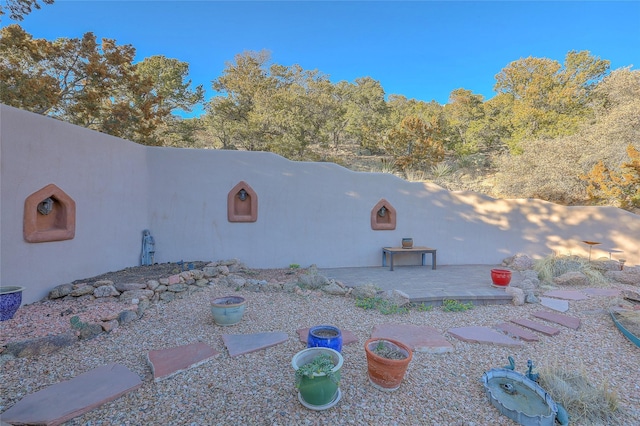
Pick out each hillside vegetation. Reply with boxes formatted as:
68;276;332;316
1;25;639;211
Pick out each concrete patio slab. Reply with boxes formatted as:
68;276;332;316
542;290;589;301
147;342;219;382
532;310;581;330
447;326;524;347
296;327;358;346
320;265;516;306
540;297;569;312
1;363;141;426
510;318;560;336
371;323;454;353
221;332;288;357
494;323;540;342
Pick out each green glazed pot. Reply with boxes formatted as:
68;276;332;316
210;296;246;326
292;347;343;410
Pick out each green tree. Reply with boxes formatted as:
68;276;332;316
135;55;204;115
208;50;275;152
135;55;204;146
494;51;609;151
343;77;390;153
207;51;349;159
443;88;485;156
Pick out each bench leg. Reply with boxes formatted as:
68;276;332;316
389;253;394;271
432;252;436;270
382;251;386;267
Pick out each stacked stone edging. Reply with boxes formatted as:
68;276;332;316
2;260;356;358
3;256;638;359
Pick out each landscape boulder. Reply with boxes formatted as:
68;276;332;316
553;271;588;286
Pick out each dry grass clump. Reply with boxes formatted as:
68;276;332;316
534;253;609;286
539;361;620;425
617;309;640;324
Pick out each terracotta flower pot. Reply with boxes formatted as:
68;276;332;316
364;338;413;391
491;269;512;287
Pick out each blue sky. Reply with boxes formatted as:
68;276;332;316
9;1;640;116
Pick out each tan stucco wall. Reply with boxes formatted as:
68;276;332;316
2;105;639;304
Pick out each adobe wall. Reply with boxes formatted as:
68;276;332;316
2;104;639;304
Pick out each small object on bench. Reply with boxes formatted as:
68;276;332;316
382;246;437;271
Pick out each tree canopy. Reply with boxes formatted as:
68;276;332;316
2;25;638;210
0;0;53;22
0;24;202;145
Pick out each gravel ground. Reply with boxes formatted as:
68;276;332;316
1;277;639;425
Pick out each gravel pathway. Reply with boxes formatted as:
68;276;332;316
2;282;639;425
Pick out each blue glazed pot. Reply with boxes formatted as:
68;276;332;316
308;325;343;353
0;286;25;321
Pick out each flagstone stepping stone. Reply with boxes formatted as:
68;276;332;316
447;326;524;347
510;318;560;336
582;288;621;297
147;342;219;382
542;290;588;301
371;323;454;353
532;310;581;330
540;297;569;312
494;323;540;342
296;327;358;346
221;332;288;357
1;363;142;426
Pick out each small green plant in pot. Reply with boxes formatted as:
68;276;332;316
292;347;343;410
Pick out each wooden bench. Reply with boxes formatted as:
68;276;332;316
382;246;437;271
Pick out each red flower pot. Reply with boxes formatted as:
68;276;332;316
491;269;512;287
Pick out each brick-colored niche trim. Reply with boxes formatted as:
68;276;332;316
227;181;258;222
371;198;396;230
24;183;76;243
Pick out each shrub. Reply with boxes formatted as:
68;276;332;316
534;254;608;286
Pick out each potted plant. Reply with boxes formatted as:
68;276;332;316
364;337;412;391
210;295;246;326
491;269;512;287
292;347;343;410
307;325;343;352
0;286;25;321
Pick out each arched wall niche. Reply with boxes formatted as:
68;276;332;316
227;181;258;222
370;198;396;230
23;183;76;243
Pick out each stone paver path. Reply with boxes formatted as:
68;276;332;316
448;326;524;347
1;363;142;426
147;343;219;382
540;297;569;312
532;310;581;330
6;282;623;423
510;318;561;336
542;290;589;300
582;288;621;297
371;323;454;353
296;327;358;346
222;331;288;357
494;323;540;342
